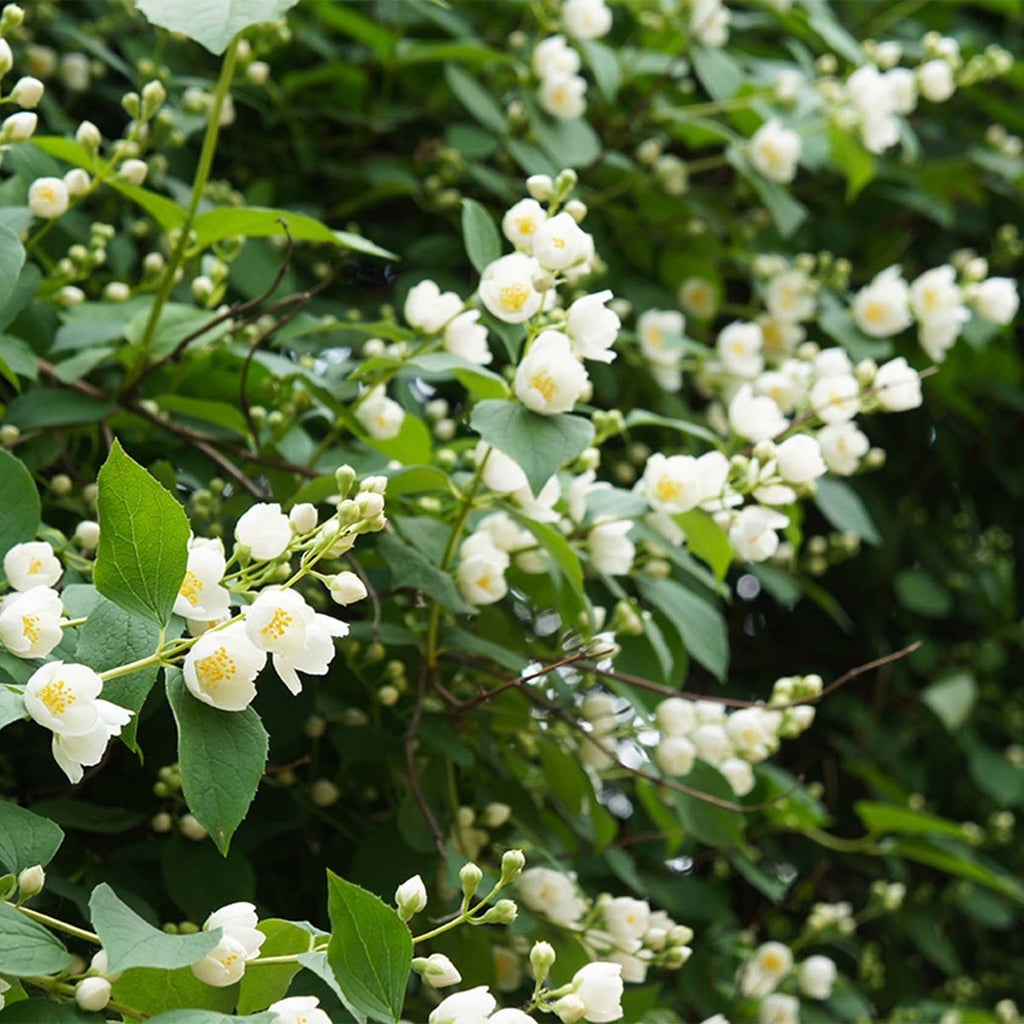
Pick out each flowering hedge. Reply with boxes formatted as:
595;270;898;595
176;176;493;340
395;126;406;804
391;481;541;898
0;0;1021;1022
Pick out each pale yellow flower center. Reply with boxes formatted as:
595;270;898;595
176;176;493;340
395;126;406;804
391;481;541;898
529;371;557;401
195;646;237;692
262;607;293;640
179;570;203;605
655;477;683;503
28;558;44;575
22;615;40;644
863;300;887;324
515;217;536;236
474;573;493;591
39;679;75;716
500;284;530;312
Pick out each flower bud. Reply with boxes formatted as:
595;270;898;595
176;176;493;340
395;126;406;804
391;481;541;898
395;874;427;921
310;778;340;807
289;502;318;533
328;570;368;606
460;862;483;900
0;38;11;75
179;813;208;841
151;812;173;833
2;111;37;144
0;424;20;445
530;940;556;981
481;802;511;828
334;464;356;497
360;474;388;494
75;977;112;1012
663;944;693;968
64;167;92;198
500;848;526;883
118;159;149;186
526;174;554;201
11;76;45;108
104;282;131;303
412;952;462;988
478;898;517;924
141;79;166;117
17;864;45;897
552;994;586;1023
356;492;385;518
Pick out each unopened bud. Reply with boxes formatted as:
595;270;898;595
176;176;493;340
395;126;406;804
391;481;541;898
460;862;483;900
395;874;427;921
17;864;45;897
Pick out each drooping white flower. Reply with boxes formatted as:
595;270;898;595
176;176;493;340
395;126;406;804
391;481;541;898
690;723;732;765
192;902;265;987
440;309;492;365
810;373;861;423
885;67;917;113
539;73;588;120
404;280;463;334
606;950;649;984
234;503;292;560
818;422;869;475
457;539;510;606
917;317;962;363
655;736;697;777
852;265;912;337
718;321;765;378
750;120;801;184
514;330;589;415
798;954;837;999
845;65;900;155
562;0;613;40
919;59;955;103
775;435;826;484
429;986;497;1024
759;993;800;1024
873;357;922;411
754;370;804;414
518;867;586;926
4;541;62;591
729;506;789;562
967;277;1019;324
532;211;588;271
174;537;231;622
690;0;730;47
479;253;544;324
721;757;756;796
24;662;133;784
244;588;348;694
566;290;620;363
656;697;697;737
729;386;788;441
814;348;854;379
183;622;267;711
572;961;624;1023
765;269;816;323
0;587;64;659
532;35;581;81
588;519;635;576
269;996;332;1024
357;386;405;441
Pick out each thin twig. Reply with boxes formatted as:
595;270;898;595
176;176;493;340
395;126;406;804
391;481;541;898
456;649;598;713
344;553;381;642
406;663;447;859
194;438;268;499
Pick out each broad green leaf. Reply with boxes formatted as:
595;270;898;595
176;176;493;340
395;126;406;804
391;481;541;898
579;39;620;101
671;761;745;847
922;672;976;733
94;439;190;627
236;919;315;1013
470;400;595;494
889;838;1024;904
894;568;952;618
124;302;231;361
145;1012;274;1024
676;509;732;580
445;64;506;134
0;799;64;874
461;197;502;274
855;801;968;840
623;409;719;444
108;181;188;232
378;532;474;615
814;477;881;545
135;0;300;55
155;395;250;439
296;951;368;1024
89;883;221;972
828;125;875;201
0;449;40;558
690;44;742;99
0;899;74;976
28;798;146;835
0;1001;101;1023
165;669;269;854
638;577;729;681
76;595;161;751
405;353;507;401
0;224;25;310
529;108;602;170
727;148;807;238
112;965;238;1018
325;870;413;1024
3;391;114;431
0;685;27;731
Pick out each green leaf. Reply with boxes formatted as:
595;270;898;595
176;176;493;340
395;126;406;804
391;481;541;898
675;510;732;580
623;409;719;444
108;181;188;232
0;799;64;874
378;532;475;615
405;353;507;401
28;798;146;835
145;1012;275;1024
470;400;595;495
135;0;300;55
922;672;977;733
672;761;745;847
579;39;620;101
94;439;190;627
445;64;506;134
165;669;269;855
112;965;239;1019
0;1001;102;1023
0;224;26;310
0;449;40;558
727;148;807;238
0;900;74;976
325;870;413;1024
690;44;742;99
828;125;875;201
3;391;115;431
529;108;602;170
236;919;315;1013
296;951;368;1024
814;477;881;546
855;801;968;840
894;568;952;618
638;577;729;681
0;685;27;731
461;197;502;274
89;883;221;972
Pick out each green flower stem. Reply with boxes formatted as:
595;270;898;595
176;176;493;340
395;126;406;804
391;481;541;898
412;876;505;945
17;904;100;944
248;945;327;967
802;824;879;853
27;977;145;1021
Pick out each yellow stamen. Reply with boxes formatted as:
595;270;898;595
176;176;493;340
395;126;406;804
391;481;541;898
499;284;530;313
261;607;293;640
179;570;203;606
195;646;237;693
39;679;75;716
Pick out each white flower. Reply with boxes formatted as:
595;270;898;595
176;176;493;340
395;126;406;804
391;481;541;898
798;955;837;999
269;996;332;1024
718;321;765;378
356;386;405;440
562;0;613;40
175;537;231;622
656;736;697;776
1;111;37;143
479;253;544;324
818;422;869;475
725;707;775;758
192;900;265;987
810;373;861;423
729;506;789;562
429;986;497;1024
457;541;510;606
679;277;718;318
5;541;62;591
775;435;825;484
503;198;547;253
566;290;620;363
572;961;624;1023
289;503;318;534
117;159;149;186
750;119;801;184
721;757;756;796
24;662;133;784
0;587;64;659
814;348;853;379
754;370;804;414
183;622;266;711
765;270;816;323
76;120;101;150
244;588;348;695
204;902;264;956
328;571;368;605
588;519;635;576
638;309;684;360
759;993;800;1024
396;874;428;920
656;697;697;737
919;59;955;102
641;453;702;513
75;978;111;1013
603;897;650;944
606;951;648;984
476;442;530;495
64;167;91;197
918;317;962;363
514;330;589;415
873;357;922;411
968;277;1019;324
518;867;586;925
852;266;912;337
11;76;45;108
910;265;966;326
442;310;493;365
532;35;581;80
755;941;794;979
235;503;291;560
885;67;917;113
539;73;588;120
417;952;462;988
690;0;730;47
690;723;731;765
532;212;588;271
845;65;900;155
729;386;788;441
405;280;464;334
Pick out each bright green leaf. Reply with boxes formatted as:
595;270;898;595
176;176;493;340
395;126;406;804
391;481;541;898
0;799;64;875
135;0;300;55
638;577;729;681
461;197;502;274
0;449;40;558
0;225;25;311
